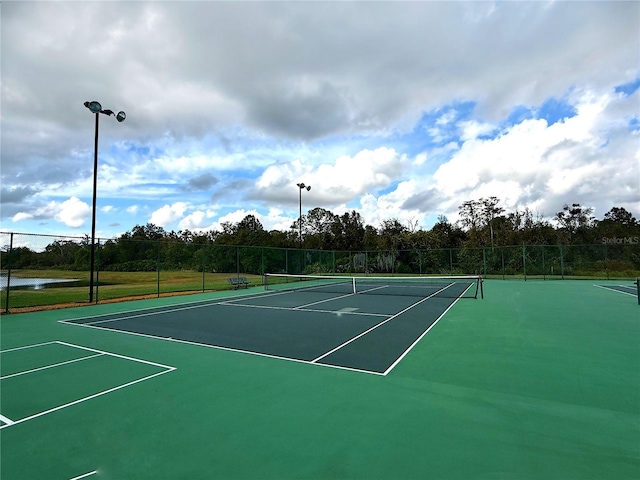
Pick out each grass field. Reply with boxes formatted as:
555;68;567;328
1;279;638;479
1;270;263;311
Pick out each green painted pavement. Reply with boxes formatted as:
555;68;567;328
1;281;638;479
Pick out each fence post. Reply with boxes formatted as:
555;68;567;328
96;238;100;302
501;248;505;280
4;233;13;313
542;246;546;281
201;247;206;292
156;239;161;298
482;247;487;276
560;245;564;279
522;244;527;281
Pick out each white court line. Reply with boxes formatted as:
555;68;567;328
69;471;97;480
0;342;176;429
594;284;637;297
74;301;228;326
73;290;288;326
0;413;15;426
55;341;176;370
0;341;58;354
218;301;389;317
59;289;271;325
293;291;358;309
311;283;455;364
0;353;103;380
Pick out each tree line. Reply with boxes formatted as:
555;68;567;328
4;199;639;273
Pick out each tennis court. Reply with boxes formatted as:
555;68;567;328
1;277;638;479
60;275;481;375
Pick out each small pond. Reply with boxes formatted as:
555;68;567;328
0;277;81;291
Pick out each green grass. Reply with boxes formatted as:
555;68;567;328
1;270;263;310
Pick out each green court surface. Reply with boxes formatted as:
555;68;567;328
1;280;638;479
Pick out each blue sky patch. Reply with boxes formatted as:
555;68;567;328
614;78;640;96
505;105;534;126
535;97;577;125
391;101;476;156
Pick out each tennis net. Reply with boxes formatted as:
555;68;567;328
263;274;483;299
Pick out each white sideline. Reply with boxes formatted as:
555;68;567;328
594;284;637;297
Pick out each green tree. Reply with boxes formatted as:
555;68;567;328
554;203;595;244
480;196;505;247
378;218;409;250
303;207;338;249
330;211;366;251
431;215;466;248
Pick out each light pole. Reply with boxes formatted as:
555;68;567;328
84;101;126;303
297;182;311;247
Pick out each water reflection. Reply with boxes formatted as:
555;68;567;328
0;277;80;291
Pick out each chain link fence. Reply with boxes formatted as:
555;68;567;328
2;231;639;312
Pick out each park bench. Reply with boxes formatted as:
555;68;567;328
228;276;249;289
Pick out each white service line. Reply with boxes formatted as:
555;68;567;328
0;341;58;354
293;291;357;309
311;283;455;363
0;413;15;426
218;301;388;317
69;470;98;480
0;353;103;380
55;341;176;370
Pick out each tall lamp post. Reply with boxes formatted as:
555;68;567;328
84;101;126;303
296;182;311;247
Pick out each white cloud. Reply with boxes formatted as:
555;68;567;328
11;212;34;222
55;197;91;228
411;88;640;219
254;147;409;205
458;120;496;141
11;196;90;228
149;202;188;227
178;209;217;231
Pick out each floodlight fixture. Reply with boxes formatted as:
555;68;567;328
297;182;311;246
84;100;126;303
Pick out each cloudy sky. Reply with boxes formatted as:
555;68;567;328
2;1;639;242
